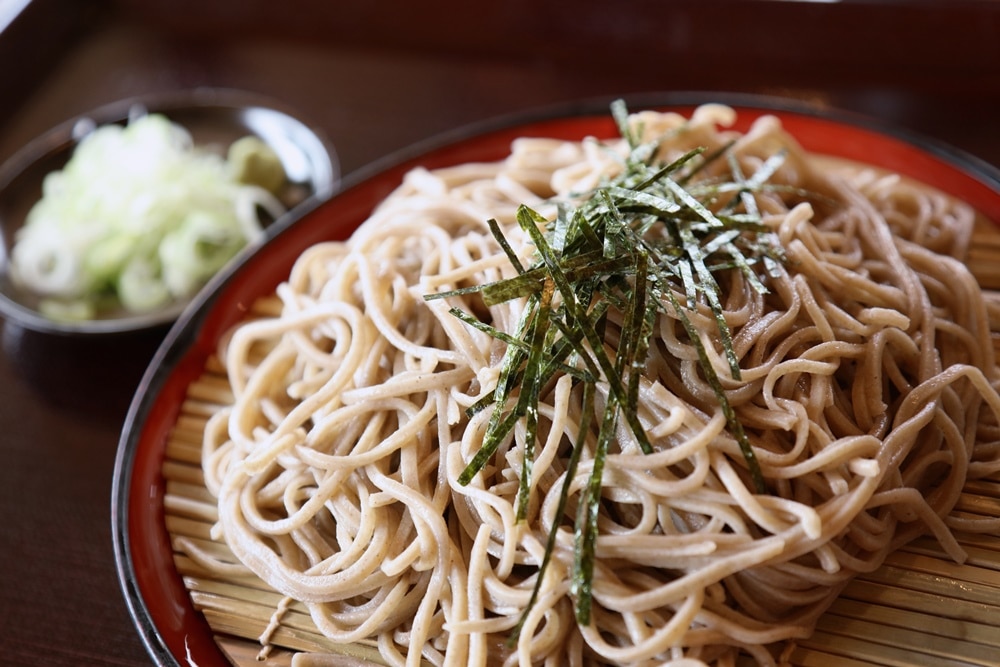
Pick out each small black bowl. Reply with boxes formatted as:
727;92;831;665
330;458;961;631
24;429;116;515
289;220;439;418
0;87;338;335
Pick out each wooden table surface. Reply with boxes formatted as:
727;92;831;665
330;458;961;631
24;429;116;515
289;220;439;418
1;1;998;665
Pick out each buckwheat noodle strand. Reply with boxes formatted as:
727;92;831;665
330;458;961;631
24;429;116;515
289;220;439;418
189;105;1000;667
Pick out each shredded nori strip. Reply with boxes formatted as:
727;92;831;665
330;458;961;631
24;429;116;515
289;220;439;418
424;100;790;633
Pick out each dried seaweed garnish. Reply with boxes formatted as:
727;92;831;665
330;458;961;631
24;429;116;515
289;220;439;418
424;100;788;632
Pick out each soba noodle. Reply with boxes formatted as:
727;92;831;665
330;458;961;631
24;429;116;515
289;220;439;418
188;104;1000;667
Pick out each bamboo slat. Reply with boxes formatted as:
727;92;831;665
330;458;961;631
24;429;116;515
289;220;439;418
160;219;1000;665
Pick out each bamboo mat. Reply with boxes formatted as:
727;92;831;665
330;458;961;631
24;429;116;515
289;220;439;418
162;215;1000;667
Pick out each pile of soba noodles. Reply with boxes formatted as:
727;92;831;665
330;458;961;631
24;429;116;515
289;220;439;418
189;104;1000;666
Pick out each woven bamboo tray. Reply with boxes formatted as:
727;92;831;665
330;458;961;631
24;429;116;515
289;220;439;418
163;216;1000;667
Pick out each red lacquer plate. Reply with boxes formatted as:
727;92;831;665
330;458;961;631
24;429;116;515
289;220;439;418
112;92;1000;667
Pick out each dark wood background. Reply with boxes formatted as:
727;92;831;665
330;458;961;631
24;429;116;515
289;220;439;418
1;1;998;664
